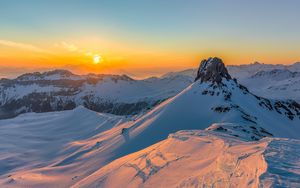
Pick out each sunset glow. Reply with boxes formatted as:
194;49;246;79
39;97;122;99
93;55;101;64
0;1;300;78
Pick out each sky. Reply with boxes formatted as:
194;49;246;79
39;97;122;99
0;0;300;78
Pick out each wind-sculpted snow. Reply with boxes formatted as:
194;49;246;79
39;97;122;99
73;127;300;188
259;139;300;187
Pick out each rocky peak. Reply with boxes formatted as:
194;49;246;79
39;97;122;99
44;69;74;77
16;69;77;81
195;57;232;84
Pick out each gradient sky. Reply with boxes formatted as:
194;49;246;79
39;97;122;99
0;0;300;78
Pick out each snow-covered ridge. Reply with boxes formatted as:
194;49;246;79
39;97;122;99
250;69;300;80
237;68;300;102
0;69;193;118
14;69;134;82
15;69;80;81
227;61;300;79
73;126;300;188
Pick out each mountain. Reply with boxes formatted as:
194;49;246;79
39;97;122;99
227;61;300;79
225;62;300;102
227;62;287;79
2;61;300;120
161;68;196;79
0;70;193;119
1;57;299;187
162;61;300;102
101;57;300;155
238;69;300;102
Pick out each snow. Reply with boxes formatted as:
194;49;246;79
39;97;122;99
161;62;300;102
0;84;63;102
0;65;300;187
161;69;196;79
15;70;82;81
0;71;193;112
78;75;192;103
73;126;300;188
2;64;300;118
118;79;300;150
236;69;300;102
227;64;300;102
0;75;299;187
259;139;300;187
0;106;128;185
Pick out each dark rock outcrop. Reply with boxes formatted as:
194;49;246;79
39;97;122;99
195;57;231;83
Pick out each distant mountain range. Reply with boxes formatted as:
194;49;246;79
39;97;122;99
0;61;300;119
0;70;193;119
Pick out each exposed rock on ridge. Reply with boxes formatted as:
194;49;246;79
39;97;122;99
195;57;232;83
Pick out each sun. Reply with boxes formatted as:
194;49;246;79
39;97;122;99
93;55;101;64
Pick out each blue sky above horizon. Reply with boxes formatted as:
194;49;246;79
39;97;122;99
0;0;300;78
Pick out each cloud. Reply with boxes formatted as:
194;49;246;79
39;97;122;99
59;41;79;52
56;41;101;59
85;51;93;56
0;39;49;53
0;66;50;79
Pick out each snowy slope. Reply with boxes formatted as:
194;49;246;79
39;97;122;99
1;109;299;188
113;58;300;154
0;106;128;175
0;106;133;187
74;124;300;188
101;80;299;162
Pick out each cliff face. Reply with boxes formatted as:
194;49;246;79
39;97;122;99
195;57;231;83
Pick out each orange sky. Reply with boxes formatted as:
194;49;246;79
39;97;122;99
1;1;300;78
0;37;299;79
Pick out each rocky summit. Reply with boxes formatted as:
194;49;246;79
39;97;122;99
195;57;232;83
